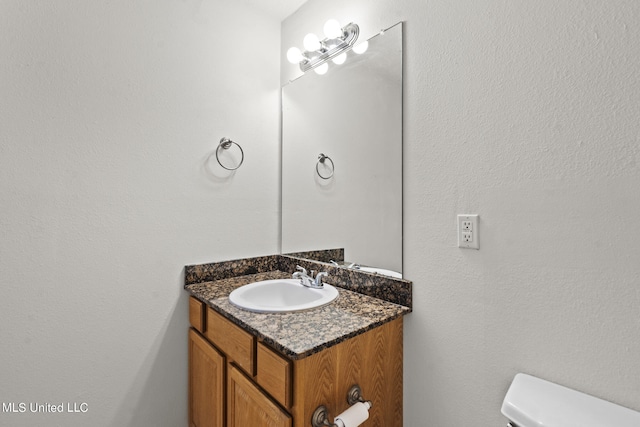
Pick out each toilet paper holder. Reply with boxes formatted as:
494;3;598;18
311;385;372;427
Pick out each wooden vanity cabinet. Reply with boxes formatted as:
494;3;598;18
188;329;224;427
188;297;403;427
228;365;292;427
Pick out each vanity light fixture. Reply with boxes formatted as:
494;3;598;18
352;40;368;54
287;20;361;74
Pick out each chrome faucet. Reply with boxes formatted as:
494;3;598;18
292;265;312;286
292;266;328;289
313;271;328;288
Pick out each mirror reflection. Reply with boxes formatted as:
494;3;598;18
281;22;403;277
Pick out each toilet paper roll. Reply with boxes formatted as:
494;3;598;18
334;401;370;427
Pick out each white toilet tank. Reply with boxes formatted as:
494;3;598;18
501;373;640;427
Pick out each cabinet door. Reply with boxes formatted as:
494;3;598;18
189;329;225;427
228;365;292;427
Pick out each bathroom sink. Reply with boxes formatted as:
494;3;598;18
228;279;339;313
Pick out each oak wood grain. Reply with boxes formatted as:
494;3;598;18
228;365;292;427
205;307;255;376
189;297;205;333
188;329;224;427
257;341;293;409
291;318;403;427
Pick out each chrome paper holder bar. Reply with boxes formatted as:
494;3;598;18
346;384;369;406
311;405;336;427
311;385;371;427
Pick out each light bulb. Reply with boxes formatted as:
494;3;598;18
314;63;329;75
323;19;342;39
303;33;321;51
332;52;347;65
286;47;304;64
353;40;368;54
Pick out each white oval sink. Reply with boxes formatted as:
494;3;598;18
228;279;339;313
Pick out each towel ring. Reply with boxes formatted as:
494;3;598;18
316;153;334;180
216;137;244;171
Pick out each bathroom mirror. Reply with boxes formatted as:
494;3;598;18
281;22;403;277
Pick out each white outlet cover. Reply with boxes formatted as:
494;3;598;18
458;214;479;249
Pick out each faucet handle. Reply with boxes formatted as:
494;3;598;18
313;271;328;287
296;265;308;275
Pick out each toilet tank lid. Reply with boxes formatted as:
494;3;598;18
501;374;640;427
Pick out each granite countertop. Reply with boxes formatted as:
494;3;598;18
185;271;411;360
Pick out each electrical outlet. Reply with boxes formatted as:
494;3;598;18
458;214;479;249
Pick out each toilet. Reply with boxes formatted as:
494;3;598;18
502;373;640;427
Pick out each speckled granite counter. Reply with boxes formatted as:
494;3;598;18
186;254;412;308
185;271;411;360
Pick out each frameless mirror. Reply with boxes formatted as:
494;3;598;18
281;22;403;277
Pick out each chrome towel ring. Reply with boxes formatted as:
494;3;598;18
316;153;334;179
216;137;244;171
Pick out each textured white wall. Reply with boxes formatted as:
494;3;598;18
0;1;280;426
283;1;640;425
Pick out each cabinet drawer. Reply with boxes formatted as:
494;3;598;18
189;297;205;333
206;307;255;375
257;342;292;409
